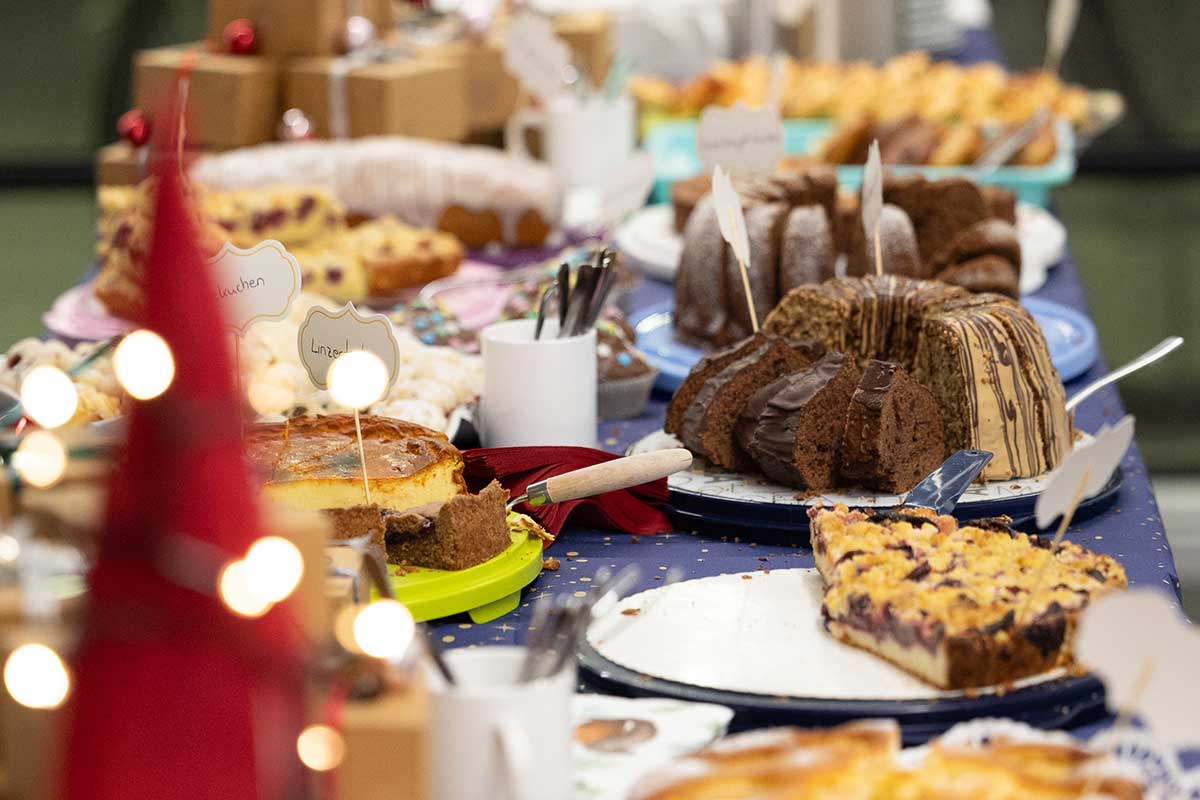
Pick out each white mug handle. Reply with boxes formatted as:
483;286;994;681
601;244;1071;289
492;717;535;800
505;106;545;163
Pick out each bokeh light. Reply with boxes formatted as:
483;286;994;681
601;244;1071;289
218;559;272;618
19;365;78;429
244;536;304;603
12;430;68;488
297;724;345;771
327;351;388;410
4;643;70;709
113;330;176;401
352;599;415;660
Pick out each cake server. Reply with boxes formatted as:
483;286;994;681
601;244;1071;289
973;107;1051;174
902;449;994;514
506;448;693;511
1065;335;1183;412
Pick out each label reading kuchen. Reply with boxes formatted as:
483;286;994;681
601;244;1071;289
297;302;401;391
208;240;303;335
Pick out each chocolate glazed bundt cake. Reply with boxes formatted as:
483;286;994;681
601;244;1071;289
764;275;1071;481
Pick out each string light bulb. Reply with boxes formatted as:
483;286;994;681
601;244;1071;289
352;599;416;661
12;430;68;488
297;724;345;771
244;536;304;603
327;351;388;410
19;365;78;429
218;559;272;618
113;330;175;400
4;643;70;709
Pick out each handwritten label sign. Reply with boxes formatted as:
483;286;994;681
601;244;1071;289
503;14;571;103
861;140;883;242
696;103;784;174
208;240;302;335
599;151;655;226
297;303;400;392
1077;588;1200;746
1034;415;1134;528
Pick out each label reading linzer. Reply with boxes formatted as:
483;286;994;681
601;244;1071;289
297;302;400;391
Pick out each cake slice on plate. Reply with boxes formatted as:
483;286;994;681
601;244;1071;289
809;504;1126;689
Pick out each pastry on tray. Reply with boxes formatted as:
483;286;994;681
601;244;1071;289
631;719;1144;800
809;505;1126;689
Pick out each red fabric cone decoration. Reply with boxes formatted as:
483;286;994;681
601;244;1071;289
463;446;674;536
59;106;307;798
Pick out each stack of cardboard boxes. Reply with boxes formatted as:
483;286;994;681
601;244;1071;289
96;1;612;186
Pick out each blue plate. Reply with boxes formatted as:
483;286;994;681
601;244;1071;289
630;297;1099;391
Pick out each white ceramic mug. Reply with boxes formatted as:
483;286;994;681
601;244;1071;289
427;646;575;800
480;318;597;448
506;94;636;188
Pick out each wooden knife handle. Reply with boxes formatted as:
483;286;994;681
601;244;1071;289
526;449;692;507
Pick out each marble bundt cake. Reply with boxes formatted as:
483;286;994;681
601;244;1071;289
763;275;1071;480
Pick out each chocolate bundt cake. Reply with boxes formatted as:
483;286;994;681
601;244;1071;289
763;275;1071;480
779;205;837;290
739;352;862;489
674;336;818;470
846;204;924;278
840;360;946;492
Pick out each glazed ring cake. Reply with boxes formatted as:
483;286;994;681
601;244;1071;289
809;505;1126;690
245;415;466;513
763;274;1071;480
190;137;564;248
632;719;1145;800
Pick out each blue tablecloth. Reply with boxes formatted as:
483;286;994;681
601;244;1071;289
427;254;1183;739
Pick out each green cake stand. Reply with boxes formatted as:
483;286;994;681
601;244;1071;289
386;515;545;624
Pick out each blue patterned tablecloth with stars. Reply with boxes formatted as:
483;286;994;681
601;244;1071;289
426;247;1184;741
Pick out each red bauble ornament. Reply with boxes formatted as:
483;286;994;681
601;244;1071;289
117;109;152;148
223;18;258;55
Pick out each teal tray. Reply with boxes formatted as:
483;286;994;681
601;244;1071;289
645;119;1075;208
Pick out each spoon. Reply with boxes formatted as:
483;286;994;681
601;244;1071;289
1065;336;1183;413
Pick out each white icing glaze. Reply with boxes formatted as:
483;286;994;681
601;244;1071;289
190;137;565;245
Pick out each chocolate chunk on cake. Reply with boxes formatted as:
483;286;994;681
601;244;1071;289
742;352;862;488
383;480;512;570
809;504;1126;689
678;336;818;470
840;360;946;493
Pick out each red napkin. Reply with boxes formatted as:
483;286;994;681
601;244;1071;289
463;446;675;537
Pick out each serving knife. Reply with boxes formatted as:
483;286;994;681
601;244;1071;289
902;449;994;514
507;448;692;510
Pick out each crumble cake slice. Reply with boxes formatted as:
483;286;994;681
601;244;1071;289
808;504;1126;689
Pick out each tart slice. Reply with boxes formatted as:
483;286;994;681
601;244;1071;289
809;504;1126;689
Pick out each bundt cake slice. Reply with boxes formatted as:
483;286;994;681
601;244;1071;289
840;360;946;493
936;255;1020;298
884;175;989;264
741;352;861;488
664;334;771;437
678;336;817;470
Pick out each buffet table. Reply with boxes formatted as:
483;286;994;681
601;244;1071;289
428;248;1183;740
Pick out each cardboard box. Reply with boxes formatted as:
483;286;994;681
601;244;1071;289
133;45;279;149
285;55;468;141
94;142;208;186
208;0;351;57
335;681;428;800
553;12;613;88
414;36;519;135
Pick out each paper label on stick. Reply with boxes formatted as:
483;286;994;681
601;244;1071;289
503;13;572;102
1033;415;1134;528
711;166;750;268
1077;588;1200;747
696;103;784;174
208;240;302;336
599;151;656;226
861;140;883;244
297;303;400;391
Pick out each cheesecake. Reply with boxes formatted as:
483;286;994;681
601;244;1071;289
246;415;466;513
809;504;1126;690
